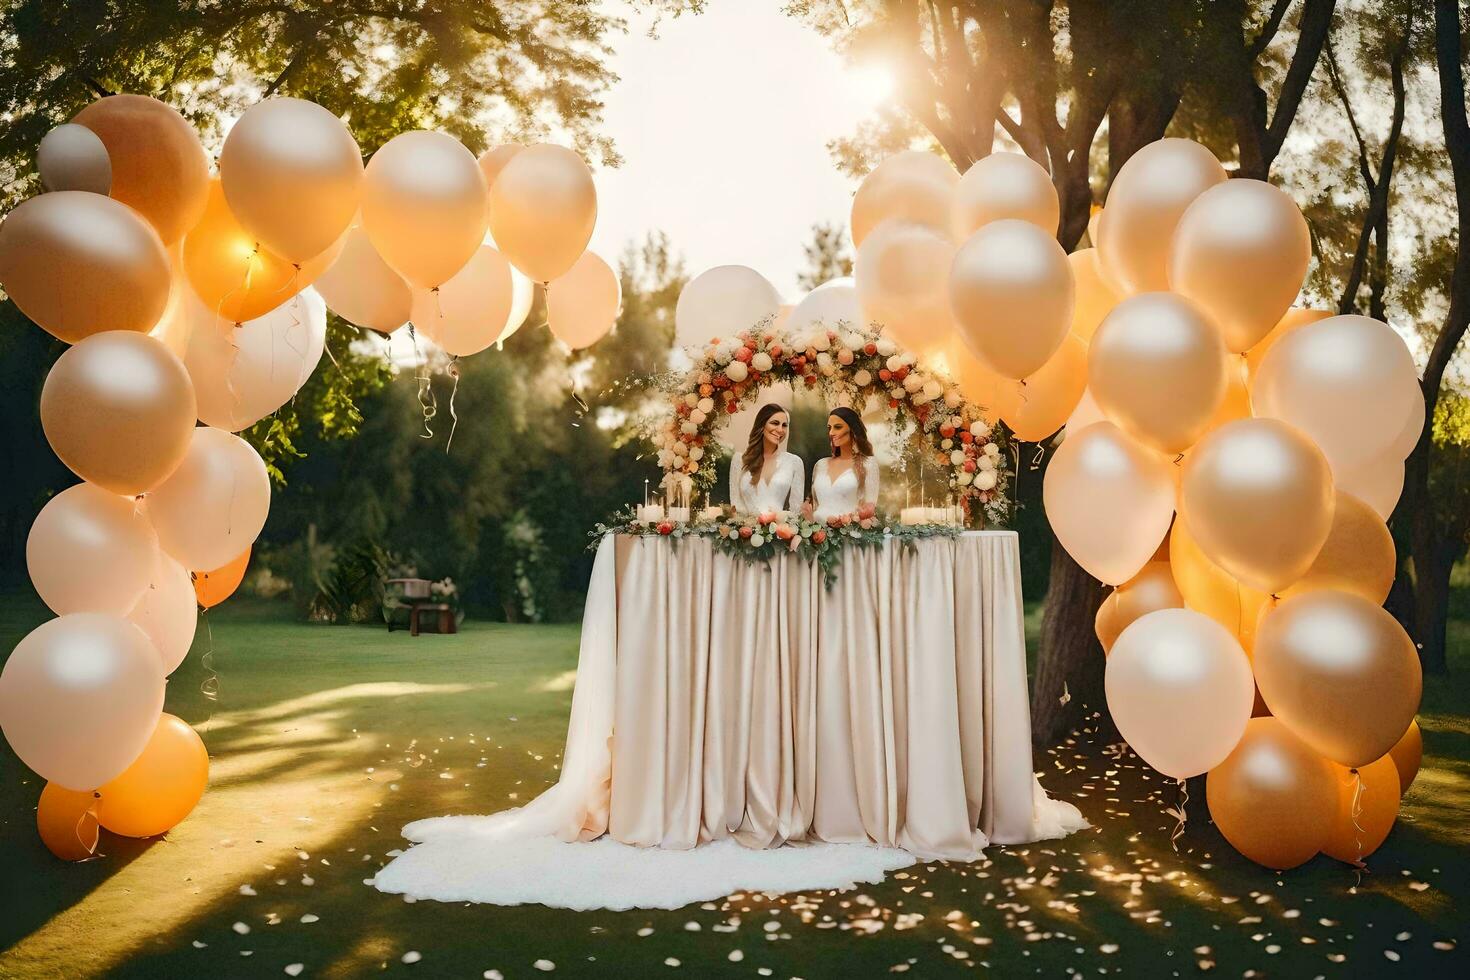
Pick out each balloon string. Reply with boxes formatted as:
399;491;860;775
281;267;306;395
1168;777;1188;852
569;366;588;428
197;600;220;735
1350;768;1367;884
445;357;461;454
73;794;103;863
407;321;436;440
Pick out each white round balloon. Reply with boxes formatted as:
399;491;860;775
786;278;865;335
675;265;782;348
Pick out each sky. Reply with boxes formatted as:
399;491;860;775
586;2;894;297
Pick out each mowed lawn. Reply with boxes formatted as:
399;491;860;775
0;591;1467;978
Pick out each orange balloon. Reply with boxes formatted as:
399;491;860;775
1169;516;1270;653
194;547;251;609
37;783;100;862
1112;560;1184;635
1245;308;1333;380
1280;492;1395;604
1388;720;1422;794
1095;591;1124;654
995;334;1088;443
183;180;342;323
98;713;209;838
1067;248;1120;343
1321;753;1400;864
72;94;210;246
937;336;1007;420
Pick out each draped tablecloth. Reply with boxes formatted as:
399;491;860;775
400;531;1084;862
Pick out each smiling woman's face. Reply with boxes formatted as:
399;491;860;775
763;411;789;448
827;414;851;450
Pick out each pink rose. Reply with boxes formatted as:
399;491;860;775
739;526;753;539
657;522;673;535
759;511;777;526
811;529;826;544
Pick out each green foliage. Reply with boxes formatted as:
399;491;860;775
310;538;389;624
796;222;852;291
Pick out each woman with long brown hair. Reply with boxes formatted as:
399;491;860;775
810;406;878;520
728;402;804;513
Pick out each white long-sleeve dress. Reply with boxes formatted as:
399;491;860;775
810;456;879;521
729;451;805;513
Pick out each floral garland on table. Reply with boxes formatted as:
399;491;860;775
589;502;961;587
650;320;1010;527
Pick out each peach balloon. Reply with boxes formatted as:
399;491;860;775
952;151;1058;238
1111;560;1185;639
315;225;413;334
362;130;487;288
856;219;956;354
1065;386;1106;433
1095;591;1125;654
0;191;172;343
675;264;783;347
194;547;251;609
1336;459;1404;520
1169;179;1312;353
72;94;209;246
1089;293;1228;454
477;144;523;191
994;334;1087;443
97;712;209;838
1203;356;1252;434
37;783;101;862
498;266;536;344
184;180;341;323
40;331;197;496
1206;716;1338;870
1067;248;1120;343
184;288;326;431
127;556;198;675
548;252;621;349
37;123;111;194
1180;418;1335;594
1169;516;1270;653
148;243;194;360
1097;138;1227;294
936;335;1007;418
1280;492;1395;604
850;150;958;247
27;483;159;617
1043;421;1176;585
1253;315;1421;475
0;613;165;790
1255;591;1422;767
411;245;515;357
220;97;363;261
1321;753;1400;864
1105;608;1255;779
1245;308;1333;379
1389;720;1422;794
146;427;272;572
488;143;597;282
951;219;1074;379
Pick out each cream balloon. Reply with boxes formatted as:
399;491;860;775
675;265;783;347
1097;138;1227;294
487;143;597;282
184;288;327;431
548;252;620;350
1254;591;1422;768
1280;492;1395;604
951;219;1074;379
148;243;193;360
1180;419;1335;594
1169;179;1311;353
1067;248;1120;343
850;150;958;247
1088;292;1229;454
72;94;210;246
40;331;197;496
362;130;487;288
952;151;1059;238
788;278;865;335
477;144;523;191
1095;591;1125;654
1244;308;1333;379
0;191;172;343
37;123;112;194
993;334;1087;443
126;555;197;675
935;334;1007;416
1203;356;1252;434
220;97;363;261
146;428;272;572
1064;386;1106;433
498;266;536;344
315;224;413;334
0;613;164;790
1336;459;1404;520
410;245;515;357
1111;561;1185;640
1252;315;1420;475
27;483;159;617
1104;608;1255;779
1043;421;1176;585
855;220;955;354
1391;384;1426;459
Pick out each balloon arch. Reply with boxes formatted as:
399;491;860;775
0;93;1428;875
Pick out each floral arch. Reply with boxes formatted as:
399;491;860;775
652;320;1012;526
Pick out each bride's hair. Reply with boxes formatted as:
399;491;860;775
741;403;788;484
828;407;874;496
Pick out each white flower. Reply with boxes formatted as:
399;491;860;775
900;351;917;367
944;388;963;409
922;380;943;401
978;454;996;471
886;354;904;372
911;388;934;405
903;372;924;393
690;410;707;425
810;332;831;351
712;343;734;366
984;441;1001;458
751;533;765;547
876;337;897;356
817;352;835;374
854;369;872;386
950;450;966;466
957;471;973;486
697;397;715;414
673;443;690;459
657;450;672;467
680;421;697;436
889;387;905;401
690;446;704;461
751;352;773;372
970;419;992;438
841;331;864;350
974;470;998;491
684;392;699;407
941;438;953;450
725;361;749;383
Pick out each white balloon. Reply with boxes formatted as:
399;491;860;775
127;555;198;675
1337;460;1405;520
37;123;112;194
27;483;159;617
1064;386;1106;434
675;265;782;347
787;277;865;335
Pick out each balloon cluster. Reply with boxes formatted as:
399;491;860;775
0;94;613;861
824;140;1422;870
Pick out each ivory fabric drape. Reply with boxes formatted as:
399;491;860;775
396;531;1085;864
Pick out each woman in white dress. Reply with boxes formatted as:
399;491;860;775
810;406;879;520
728;403;804;513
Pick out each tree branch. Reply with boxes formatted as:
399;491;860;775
1249;0;1296;58
1263;0;1337;163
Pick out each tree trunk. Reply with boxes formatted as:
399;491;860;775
1410;537;1454;675
1030;539;1114;747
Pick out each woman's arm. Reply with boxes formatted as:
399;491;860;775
786;453;805;511
861;457;880;507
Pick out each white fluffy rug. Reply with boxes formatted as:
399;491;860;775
372;835;917;911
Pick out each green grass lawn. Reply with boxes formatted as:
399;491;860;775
0;592;1466;978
